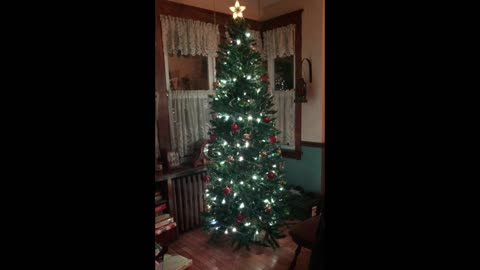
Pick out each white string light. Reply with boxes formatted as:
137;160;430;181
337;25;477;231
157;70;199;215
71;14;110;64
222;198;226;204
248;115;253;121
239;202;245;208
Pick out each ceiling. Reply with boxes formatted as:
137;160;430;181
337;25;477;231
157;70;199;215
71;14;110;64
167;0;285;20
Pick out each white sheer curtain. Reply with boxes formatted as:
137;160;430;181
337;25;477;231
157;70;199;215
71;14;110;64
161;15;219;158
272;91;295;147
263;24;296;148
161;15;219;57
155;92;160;161
169;91;211;158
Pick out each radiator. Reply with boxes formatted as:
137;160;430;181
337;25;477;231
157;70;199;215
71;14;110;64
172;170;208;233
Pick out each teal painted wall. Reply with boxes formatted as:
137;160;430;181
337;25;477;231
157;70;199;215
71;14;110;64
283;146;322;194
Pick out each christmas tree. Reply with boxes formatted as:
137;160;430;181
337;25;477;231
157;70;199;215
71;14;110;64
201;1;289;251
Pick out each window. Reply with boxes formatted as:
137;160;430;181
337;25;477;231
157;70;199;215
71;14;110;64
168;54;209;90
274;55;294;91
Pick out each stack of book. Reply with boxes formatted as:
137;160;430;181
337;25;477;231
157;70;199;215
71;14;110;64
155;203;176;235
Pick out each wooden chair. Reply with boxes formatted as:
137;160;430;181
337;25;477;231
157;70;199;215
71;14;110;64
288;214;321;270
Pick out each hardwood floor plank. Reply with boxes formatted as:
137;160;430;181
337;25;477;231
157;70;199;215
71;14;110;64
167;228;311;270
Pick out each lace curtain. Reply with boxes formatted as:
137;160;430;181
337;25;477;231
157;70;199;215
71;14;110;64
263;24;295;59
263;24;296;147
155;92;160;161
169;91;211;158
272;90;295;147
161;15;220;57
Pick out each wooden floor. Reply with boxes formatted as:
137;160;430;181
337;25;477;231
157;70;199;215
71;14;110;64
168;227;311;270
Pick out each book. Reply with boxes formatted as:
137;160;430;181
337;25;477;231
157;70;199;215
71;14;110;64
155;199;167;206
155;213;171;223
155;222;176;235
155;217;174;229
155;203;167;213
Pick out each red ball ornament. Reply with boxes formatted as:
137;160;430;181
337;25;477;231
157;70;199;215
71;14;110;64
261;74;268;82
209;134;217;142
269;136;277;144
263;116;270;123
231;123;239;132
223;186;232;195
267;171;276;179
202;175;210;183
236;214;244;223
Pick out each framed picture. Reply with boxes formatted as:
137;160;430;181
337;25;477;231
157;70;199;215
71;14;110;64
166;151;181;169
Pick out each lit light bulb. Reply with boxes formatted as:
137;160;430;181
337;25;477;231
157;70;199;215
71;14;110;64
256;118;261;123
279;187;283;191
232;227;237;232
225;229;228;234
222;198;226;204
227;51;230;54
215;97;219;100
248;115;253;121
206;193;209;197
239;202;244;208
252;187;255;190
245;222;250;226
244;92;247;96
236;39;241;45
220;161;225;165
218;178;222;182
252;175;258;180
212;197;217;201
239;156;244;161
246;32;251;37
238;116;243;121
255;230;259;235
217;152;221;156
256;89;261;93
237;143;241;148
211;220;217;224
264;199;269;203
245;142;249;148
247;75;251;80
225;115;230;121
233;78;237;82
221;80;227;84
240;181;244;185
272;165;277;168
237;97;240;101
234;192;237;197
248;99;251;103
215;226;219;230
253;157;258;161
223;141;228;146
224;62;227;65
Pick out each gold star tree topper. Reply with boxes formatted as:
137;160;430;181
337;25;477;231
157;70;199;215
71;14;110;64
229;0;246;19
